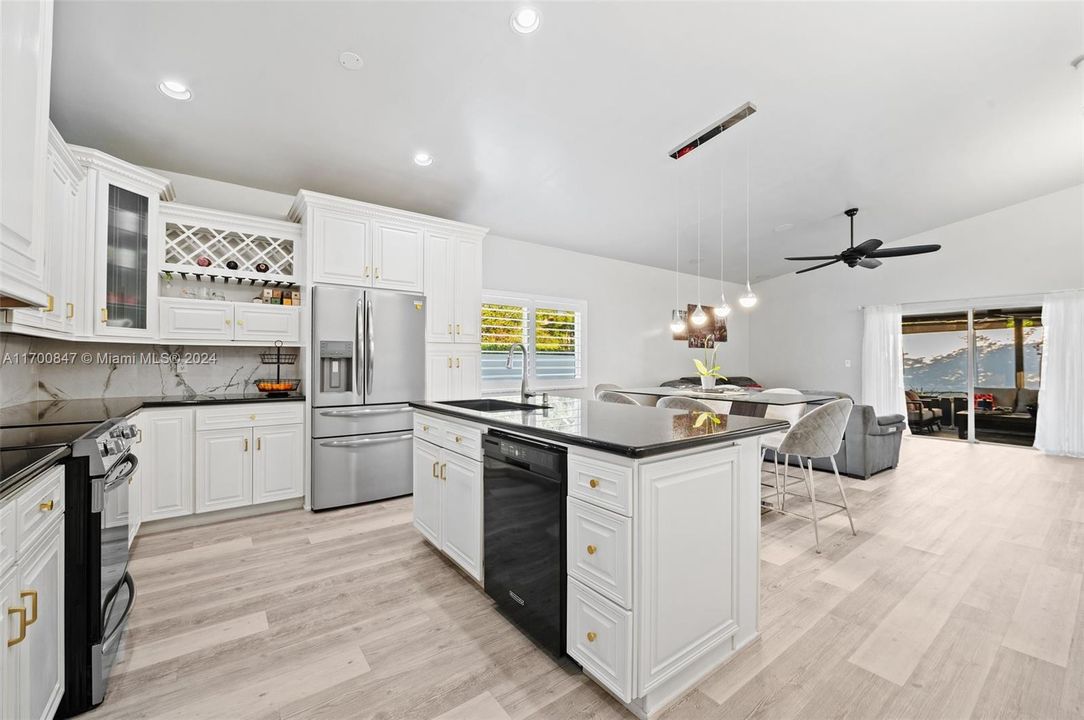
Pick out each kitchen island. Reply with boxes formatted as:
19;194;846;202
409;395;787;719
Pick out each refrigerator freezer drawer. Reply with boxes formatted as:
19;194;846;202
312;404;413;438
311;431;414;509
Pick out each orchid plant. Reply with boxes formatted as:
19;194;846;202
693;345;727;380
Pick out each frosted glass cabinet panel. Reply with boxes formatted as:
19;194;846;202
104;184;150;331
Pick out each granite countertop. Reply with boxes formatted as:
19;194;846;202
410;395;788;458
0;445;70;501
1;393;306;428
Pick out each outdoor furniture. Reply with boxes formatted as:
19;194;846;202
956;410;1037;442
905;390;940;432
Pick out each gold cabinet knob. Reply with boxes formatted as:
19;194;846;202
250;414;256;421
225;319;232;325
39;500;54;512
589;478;600;489
586;544;597;555
423;424;430;431
455;435;463;443
586;631;597;642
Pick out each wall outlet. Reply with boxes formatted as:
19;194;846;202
844;359;852;368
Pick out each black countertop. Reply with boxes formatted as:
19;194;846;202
1;393;306;428
410;395;788;458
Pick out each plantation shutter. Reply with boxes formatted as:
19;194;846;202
535;306;581;381
481;301;529;383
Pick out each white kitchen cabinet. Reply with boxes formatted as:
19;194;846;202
440;451;483;580
411;439;442;546
424;233;482;345
159;297;234;340
196;428;253;513
0;567;16;720
252;424;304;504
139;408;195;522
425;346;480;402
13;523;64;720
372;221;423;292
233;303;301;342
311;210;371;286
0;0;53;308
128;453;142;547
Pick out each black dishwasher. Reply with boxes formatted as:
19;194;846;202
483;430;568;657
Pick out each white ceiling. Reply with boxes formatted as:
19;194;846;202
50;1;1083;282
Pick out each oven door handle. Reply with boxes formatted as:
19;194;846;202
319;434;412;448
104;454;139;491
101;572;135;652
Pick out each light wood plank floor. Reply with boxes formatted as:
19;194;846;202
88;437;1084;720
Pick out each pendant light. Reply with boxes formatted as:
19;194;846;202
738;137;758;309
669;165;685;333
690;152;708;326
715;158;732;318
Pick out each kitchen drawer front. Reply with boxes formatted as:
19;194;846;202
196;402;304;431
0;500;15;575
568;453;632;516
567;497;632;609
442;419;482;461
16;465;65;554
314;404;413;438
413;413;447;446
567;577;633;703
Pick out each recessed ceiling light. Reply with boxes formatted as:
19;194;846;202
774;223;794;233
339;51;364;70
414;152;434;167
158;80;191;101
510;6;541;34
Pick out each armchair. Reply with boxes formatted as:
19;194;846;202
905;390;941;432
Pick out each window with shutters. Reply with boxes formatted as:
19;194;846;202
480;293;586;390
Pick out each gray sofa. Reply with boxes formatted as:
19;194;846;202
764;391;906;480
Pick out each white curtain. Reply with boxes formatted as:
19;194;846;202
1034;291;1084;457
861;304;908;421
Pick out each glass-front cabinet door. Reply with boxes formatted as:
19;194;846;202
93;173;158;337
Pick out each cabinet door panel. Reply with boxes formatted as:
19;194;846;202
426;349;453;402
453;237;482;343
412;440;441;546
440;452;482;581
159;298;233;340
0;569;16;720
196;429;253;513
139;409;195;521
372;223;423;292
95;175;157;338
423;232;454;343
234;304;300;343
313;211;370;286
451;352;480;401
16;523;64;720
253;424;303;504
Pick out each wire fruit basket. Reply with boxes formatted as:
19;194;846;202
256;340;300;397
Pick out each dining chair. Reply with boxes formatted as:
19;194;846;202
758;388;805;509
597;390;639;405
594;383;622;399
771;397;856;553
657;396;715;412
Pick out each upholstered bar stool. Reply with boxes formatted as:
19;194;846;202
597;390;639;405
656;396;716;412
757;388;805;510
772;397;857;553
594;383;621;399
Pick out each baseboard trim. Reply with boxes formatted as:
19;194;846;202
137;497;304;536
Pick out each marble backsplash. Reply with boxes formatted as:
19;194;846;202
1;333;286;406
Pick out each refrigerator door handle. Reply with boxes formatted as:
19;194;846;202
318;406;412;418
355;297;364;400
319;433;412;448
365;297;375;395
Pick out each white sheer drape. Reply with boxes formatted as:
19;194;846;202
1034;290;1084;457
861;304;907;421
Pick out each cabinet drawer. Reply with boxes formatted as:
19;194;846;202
442;420;482;461
0;500;15;575
568;453;632;516
567;577;633;703
16;465;65;554
567;497;631;608
196;402;304;431
413;413;447;446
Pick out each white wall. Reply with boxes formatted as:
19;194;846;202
749;185;1084;401
484;235;752;398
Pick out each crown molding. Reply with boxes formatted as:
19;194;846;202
160;202;302;241
68;145;176;201
47;124;86;183
288;189;489;240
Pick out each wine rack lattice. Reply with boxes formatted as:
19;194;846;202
163;222;296;279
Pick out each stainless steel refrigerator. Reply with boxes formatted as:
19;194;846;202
311;285;426;509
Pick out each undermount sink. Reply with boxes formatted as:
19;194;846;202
437;398;547;413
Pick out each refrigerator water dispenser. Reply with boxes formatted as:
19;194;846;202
319;340;354;393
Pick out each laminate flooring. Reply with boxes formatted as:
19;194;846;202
87;438;1084;720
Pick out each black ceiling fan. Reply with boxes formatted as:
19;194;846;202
785;208;941;274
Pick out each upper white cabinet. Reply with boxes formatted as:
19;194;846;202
70;147;175;340
158;298;300;344
234;303;301;342
424;233;483;345
371;221;424;291
309;210;370;286
0;0;53;308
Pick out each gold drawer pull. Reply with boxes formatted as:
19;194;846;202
39;500;54;512
100;308;108;323
432;461;439;478
375;268;381;279
586;545;597;555
455;323;461;335
423;424;430;431
7;607;26;647
455;435;463;443
243;437;249;452
364;265;370;278
589;478;600;489
455;357;460;369
447;357;452;369
586;631;597;643
43;295;54;313
440;463;446;480
447;323;452;335
256;437;262;451
65;302;74;319
20;591;37;626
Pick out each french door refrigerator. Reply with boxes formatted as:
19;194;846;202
311;285;426;509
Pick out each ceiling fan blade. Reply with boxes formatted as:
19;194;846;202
784;255;840;261
796;259;841;274
865;244;942;259
858;258;882;269
854;238;883;255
